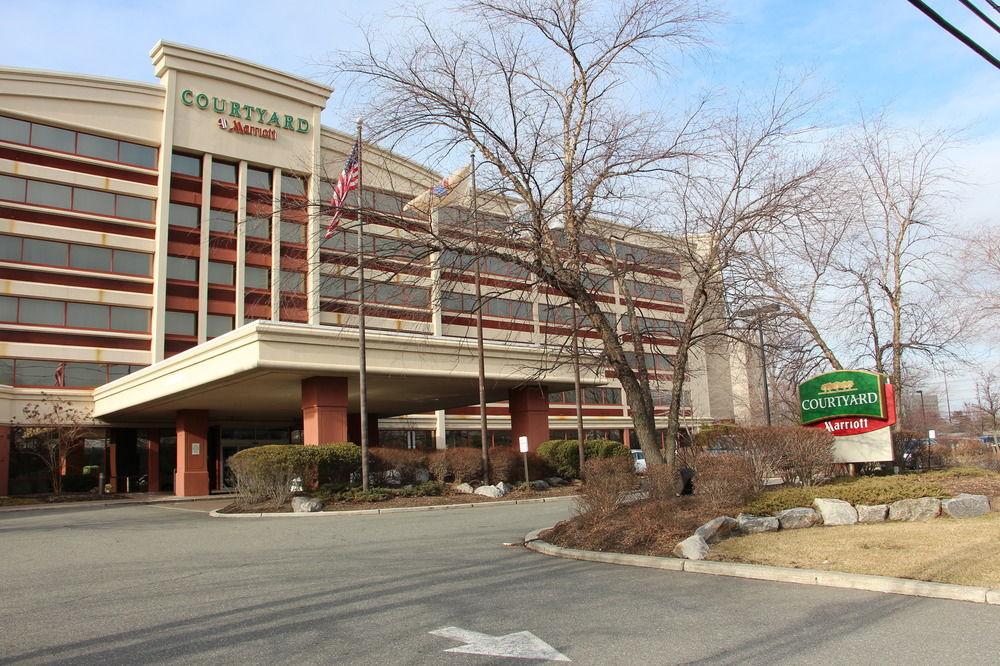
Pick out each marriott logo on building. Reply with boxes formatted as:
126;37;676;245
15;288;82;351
181;89;310;134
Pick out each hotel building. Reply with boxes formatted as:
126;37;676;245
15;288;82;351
0;43;739;496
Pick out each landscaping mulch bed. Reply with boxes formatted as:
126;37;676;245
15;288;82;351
219;484;579;514
542;496;740;557
0;493;129;507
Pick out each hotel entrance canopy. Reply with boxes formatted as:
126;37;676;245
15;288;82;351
93;320;601;422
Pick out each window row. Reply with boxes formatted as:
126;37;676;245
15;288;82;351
166;256;271;290
625;351;675;373
0;115;157;169
623;280;683;304
322;227;430;262
164;311;234;338
168;203;273;239
0;234;151;276
170;153;303;196
440;250;529;279
321;276;430;308
442;291;533;320
620;315;684;338
0;358;145;388
0;174;155;222
0;296;149;333
548;387;623;406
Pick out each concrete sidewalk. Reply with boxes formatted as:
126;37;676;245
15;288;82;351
0;492;231;513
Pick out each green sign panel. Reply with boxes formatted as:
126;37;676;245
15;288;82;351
798;370;887;425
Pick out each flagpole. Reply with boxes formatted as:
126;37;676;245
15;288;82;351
356;119;370;492
471;150;489;484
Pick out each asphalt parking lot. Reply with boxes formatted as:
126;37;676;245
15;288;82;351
2;499;1000;665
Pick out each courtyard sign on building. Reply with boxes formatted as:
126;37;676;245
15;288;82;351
798;370;895;463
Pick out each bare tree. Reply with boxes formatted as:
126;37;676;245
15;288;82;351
15;397;96;495
334;0;717;465
970;368;1000;444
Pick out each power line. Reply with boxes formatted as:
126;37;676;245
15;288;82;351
906;0;1000;69
958;0;1000;34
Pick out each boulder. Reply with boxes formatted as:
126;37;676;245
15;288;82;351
737;513;779;534
495;481;514;496
414;469;431;483
776;507;820;530
291;496;323;513
941;494;990;519
530;480;551;491
856;504;889;523
672;534;710;560
474;485;504;498
455;482;476;494
888;497;941;521
695;516;738;543
812;498;858;526
382;469;402;486
546;477;566;487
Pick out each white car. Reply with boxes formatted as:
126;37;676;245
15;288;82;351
630;449;647;473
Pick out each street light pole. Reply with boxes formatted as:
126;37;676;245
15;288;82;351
757;322;772;426
917;389;929;470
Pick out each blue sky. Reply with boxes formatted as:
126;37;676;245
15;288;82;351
1;0;997;408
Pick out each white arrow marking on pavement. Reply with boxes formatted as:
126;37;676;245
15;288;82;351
430;626;570;661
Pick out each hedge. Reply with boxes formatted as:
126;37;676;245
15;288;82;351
229;443;359;507
536;439;629;479
742;475;949;515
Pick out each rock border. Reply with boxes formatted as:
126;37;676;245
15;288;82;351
209;494;577;518
523;528;1000;606
670;494;993;561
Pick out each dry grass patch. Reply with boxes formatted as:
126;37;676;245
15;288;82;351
709;512;1000;587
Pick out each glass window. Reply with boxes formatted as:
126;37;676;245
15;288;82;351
19;298;64;326
67;302;109;329
320;276;357;300
280;220;305;244
168;202;199;228
72;188;116;217
115;194;154;221
0;358;12;385
281;173;306;197
171;152;201;177
246;216;271;239
15;359;61;387
206;314;234;338
208;261;234;285
247;167;272;190
108;364;133;382
167;256;197;281
165;310;196;336
22;238;68;266
76;133;118;161
113;250;151;276
119;142;157;169
280;270;305;293
212;161;237;184
26;180;72;209
0;174;26;202
110;306;148;332
0;295;17;321
0;116;30;144
70;245;112;272
63;362;107;388
245;266;269;290
30;124;76;153
209;209;236;234
0;235;20;261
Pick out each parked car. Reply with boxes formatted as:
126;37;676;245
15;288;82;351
630;449;647;473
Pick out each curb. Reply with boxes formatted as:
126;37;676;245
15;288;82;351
0;494;232;514
523;527;1000;606
208;494;578;518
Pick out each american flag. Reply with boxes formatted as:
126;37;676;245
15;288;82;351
324;140;361;239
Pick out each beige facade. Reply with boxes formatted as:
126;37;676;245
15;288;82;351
0;41;742;494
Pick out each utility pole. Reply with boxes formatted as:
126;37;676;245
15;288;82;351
917;389;929;470
470;150;489;484
942;371;953;423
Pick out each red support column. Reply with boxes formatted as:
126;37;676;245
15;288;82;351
509;386;549;452
302;376;348;445
0;426;10;496
175;410;209;497
147;433;160;493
